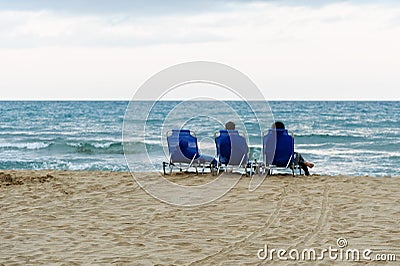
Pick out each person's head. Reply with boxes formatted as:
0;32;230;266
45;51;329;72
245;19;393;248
225;121;235;130
272;121;285;129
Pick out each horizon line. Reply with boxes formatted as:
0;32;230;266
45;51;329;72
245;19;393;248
0;99;398;102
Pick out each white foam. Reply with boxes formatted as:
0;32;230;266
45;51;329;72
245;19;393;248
0;142;51;150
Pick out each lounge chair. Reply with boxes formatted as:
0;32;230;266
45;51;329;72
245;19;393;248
163;129;214;175
262;128;302;176
214;130;252;176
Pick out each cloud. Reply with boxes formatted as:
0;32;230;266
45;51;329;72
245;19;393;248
1;1;400;48
1;1;400;99
0;9;231;48
0;0;236;16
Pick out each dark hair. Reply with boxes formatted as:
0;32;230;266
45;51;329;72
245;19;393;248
273;121;285;129
225;121;236;130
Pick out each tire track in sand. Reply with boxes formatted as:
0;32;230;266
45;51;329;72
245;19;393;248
289;184;330;251
188;184;289;265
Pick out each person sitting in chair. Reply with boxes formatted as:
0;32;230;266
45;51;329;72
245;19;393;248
217;121;249;166
272;121;314;176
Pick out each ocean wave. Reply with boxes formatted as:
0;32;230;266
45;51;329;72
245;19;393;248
64;140;163;155
294;133;366;145
295;143;333;148
297;148;400;158
0;159;128;171
295;133;364;138
65;142;124;154
0;138;167;155
0;142;51;150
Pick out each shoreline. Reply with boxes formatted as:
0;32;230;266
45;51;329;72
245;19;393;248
1;170;399;264
1;168;397;177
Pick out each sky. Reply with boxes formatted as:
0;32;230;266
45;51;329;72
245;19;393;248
0;0;399;100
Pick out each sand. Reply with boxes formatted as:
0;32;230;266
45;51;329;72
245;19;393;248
1;170;399;265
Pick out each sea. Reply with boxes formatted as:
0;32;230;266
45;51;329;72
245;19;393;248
0;101;399;177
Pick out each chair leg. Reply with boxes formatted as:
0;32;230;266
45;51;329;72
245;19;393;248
163;162;166;176
246;165;251;177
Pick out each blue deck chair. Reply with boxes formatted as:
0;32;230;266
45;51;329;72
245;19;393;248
163;129;214;175
263;128;301;176
214;130;251;175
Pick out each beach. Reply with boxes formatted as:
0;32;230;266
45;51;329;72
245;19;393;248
1;170;399;265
